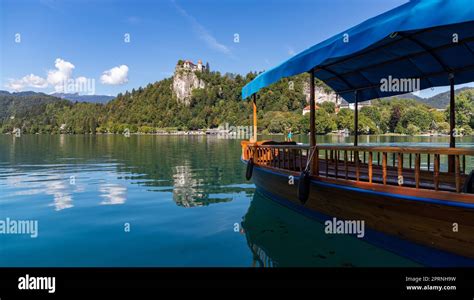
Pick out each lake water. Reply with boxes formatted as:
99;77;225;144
0;134;473;267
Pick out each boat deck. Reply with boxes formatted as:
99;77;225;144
242;141;474;194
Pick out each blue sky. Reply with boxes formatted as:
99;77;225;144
1;0;472;97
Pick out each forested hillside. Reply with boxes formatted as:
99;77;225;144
0;92;72;133
1;71;473;135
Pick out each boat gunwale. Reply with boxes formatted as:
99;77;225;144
242;158;474;208
243;142;474;156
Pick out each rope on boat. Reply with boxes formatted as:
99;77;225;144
304;146;317;173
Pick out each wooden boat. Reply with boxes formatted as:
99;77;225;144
241;142;474;265
239;0;474;265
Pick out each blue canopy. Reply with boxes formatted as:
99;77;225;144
242;0;474;103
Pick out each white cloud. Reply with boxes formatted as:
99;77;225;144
5;74;48;91
172;1;231;56
100;65;129;85
47;58;75;92
4;58;96;93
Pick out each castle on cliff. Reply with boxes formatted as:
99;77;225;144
173;59;208;105
178;59;207;72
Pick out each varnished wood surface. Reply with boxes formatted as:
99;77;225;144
251;163;474;260
259;160;474;204
242;141;473;195
242;141;474;156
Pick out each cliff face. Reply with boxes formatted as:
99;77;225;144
172;61;206;106
303;82;340;105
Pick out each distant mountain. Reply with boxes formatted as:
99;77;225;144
0;90;115;103
418;87;474;108
389;87;474;109
0;90;115;104
392;93;424;101
0;90;51;97
51;93;115;104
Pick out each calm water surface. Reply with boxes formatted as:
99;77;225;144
0;134;472;267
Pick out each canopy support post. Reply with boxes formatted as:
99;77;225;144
448;73;456;172
309;69;316;147
252;93;258;142
354;90;359;146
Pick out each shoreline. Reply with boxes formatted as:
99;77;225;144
2;132;472;137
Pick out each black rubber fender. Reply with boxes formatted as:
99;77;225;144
297;170;311;204
463;170;474;193
246;158;254;180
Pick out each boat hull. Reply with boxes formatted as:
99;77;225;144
249;162;474;266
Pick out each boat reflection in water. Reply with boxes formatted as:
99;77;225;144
241;192;421;267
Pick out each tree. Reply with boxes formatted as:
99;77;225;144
437;122;450;134
320;101;336;114
430;110;446;123
445;93;474;127
399;108;431;132
336;108;353;131
360;106;382;130
389;105;402;132
358;115;378;134
315;110;336;134
406;124;420;135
